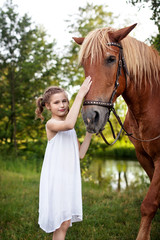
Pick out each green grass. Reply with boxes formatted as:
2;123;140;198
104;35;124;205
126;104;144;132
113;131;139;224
1;168;160;240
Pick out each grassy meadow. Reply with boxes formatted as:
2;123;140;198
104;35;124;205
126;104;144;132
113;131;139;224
1;157;160;240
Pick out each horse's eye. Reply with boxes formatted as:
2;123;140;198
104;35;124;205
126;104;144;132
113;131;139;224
105;56;116;65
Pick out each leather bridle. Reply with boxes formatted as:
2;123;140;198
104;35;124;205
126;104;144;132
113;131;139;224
83;42;160;145
83;42;128;110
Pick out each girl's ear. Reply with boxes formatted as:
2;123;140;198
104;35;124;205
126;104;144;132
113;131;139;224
45;103;50;110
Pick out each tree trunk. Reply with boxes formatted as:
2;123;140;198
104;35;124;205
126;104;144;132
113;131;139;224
10;68;17;150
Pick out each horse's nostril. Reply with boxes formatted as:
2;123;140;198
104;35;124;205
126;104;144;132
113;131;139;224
94;111;99;124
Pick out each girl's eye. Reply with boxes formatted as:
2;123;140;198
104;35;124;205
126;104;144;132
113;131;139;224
62;99;67;103
105;56;116;65
54;101;59;104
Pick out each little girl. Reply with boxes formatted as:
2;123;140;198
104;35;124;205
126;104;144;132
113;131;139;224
35;76;92;240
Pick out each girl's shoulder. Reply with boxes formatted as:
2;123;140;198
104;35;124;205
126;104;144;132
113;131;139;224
46;119;58;141
46;118;59;129
46;118;76;135
46;118;65;127
46;118;56;125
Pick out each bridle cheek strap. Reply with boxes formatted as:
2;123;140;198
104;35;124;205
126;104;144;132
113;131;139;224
83;42;128;145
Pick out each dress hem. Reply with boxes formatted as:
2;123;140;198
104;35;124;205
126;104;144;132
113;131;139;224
38;214;82;233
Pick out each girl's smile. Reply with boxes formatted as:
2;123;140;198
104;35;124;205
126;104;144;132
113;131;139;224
59;109;65;112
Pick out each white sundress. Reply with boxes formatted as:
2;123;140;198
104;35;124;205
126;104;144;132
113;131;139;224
38;129;82;233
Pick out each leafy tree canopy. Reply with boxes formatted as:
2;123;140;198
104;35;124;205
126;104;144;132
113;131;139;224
0;0;61;150
127;0;160;51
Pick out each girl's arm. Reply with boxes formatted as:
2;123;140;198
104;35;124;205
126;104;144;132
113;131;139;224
47;76;92;132
79;132;93;159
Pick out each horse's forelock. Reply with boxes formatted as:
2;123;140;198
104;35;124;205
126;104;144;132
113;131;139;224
78;28;113;65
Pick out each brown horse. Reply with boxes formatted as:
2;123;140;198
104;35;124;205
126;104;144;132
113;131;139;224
73;24;160;240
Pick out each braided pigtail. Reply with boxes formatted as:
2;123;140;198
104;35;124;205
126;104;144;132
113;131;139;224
35;97;45;121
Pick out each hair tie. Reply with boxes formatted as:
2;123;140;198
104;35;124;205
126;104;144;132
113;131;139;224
41;99;45;107
41;101;45;107
39;97;45;107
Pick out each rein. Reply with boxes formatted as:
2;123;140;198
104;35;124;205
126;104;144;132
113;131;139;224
83;42;160;145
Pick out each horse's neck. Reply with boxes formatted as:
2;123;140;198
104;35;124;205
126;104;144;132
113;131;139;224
122;40;160;114
122;77;160;121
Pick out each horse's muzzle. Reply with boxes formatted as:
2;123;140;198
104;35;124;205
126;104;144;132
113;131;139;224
81;106;110;133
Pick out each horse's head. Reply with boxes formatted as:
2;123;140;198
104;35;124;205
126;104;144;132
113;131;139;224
73;24;137;133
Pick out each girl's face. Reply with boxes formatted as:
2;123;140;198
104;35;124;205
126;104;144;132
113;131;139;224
46;92;69;120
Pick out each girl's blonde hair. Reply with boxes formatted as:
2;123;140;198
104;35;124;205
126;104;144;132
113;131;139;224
35;86;68;121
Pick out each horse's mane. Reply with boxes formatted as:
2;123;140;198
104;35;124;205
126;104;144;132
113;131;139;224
78;27;160;87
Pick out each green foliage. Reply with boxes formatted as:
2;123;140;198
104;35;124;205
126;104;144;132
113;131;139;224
0;0;61;150
0;145;45;173
150;28;160;52
87;137;136;159
127;0;160;51
66;3;115;36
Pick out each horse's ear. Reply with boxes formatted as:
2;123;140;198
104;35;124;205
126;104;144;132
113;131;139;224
72;37;84;45
109;23;137;42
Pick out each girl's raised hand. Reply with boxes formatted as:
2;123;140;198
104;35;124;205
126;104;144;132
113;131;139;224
78;76;92;98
